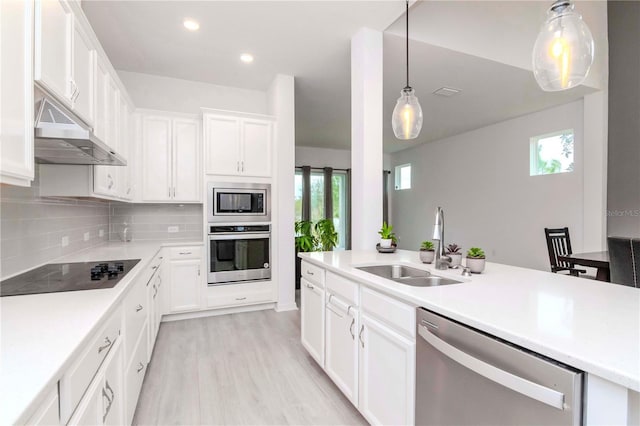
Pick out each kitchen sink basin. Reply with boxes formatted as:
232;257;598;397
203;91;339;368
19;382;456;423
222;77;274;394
356;264;462;287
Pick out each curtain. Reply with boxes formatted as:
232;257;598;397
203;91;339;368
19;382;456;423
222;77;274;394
323;167;333;219
383;170;391;224
301;166;311;221
346;168;352;250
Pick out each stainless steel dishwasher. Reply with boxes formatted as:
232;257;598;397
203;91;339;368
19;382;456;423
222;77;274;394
416;308;583;425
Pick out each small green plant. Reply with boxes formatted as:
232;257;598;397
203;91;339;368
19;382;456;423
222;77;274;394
378;221;397;242
467;247;486;259
446;243;461;254
295;220;316;253
420;241;434;251
315;219;338;252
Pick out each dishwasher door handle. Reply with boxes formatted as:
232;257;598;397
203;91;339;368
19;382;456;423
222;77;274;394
417;324;566;410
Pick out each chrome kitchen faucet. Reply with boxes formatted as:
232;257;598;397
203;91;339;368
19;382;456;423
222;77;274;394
432;207;451;270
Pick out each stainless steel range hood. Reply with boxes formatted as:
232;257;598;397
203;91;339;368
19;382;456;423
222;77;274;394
34;95;126;166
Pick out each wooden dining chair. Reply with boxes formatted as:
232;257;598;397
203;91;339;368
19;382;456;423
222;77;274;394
544;227;587;277
608;237;639;288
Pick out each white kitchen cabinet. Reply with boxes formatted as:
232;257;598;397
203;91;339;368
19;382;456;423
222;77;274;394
168;248;203;313
94;55;109;142
204;113;273;177
141;113;200;202
325;294;359;405
125;322;148;426
116;99;133;200
301;277;325;366
25;388;59;426
0;0;34;187
148;263;164;355
358;312;415;426
70;16;94;125
34;0;72;103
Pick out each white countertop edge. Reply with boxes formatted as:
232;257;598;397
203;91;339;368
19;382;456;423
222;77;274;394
2;240;203;425
299;251;640;393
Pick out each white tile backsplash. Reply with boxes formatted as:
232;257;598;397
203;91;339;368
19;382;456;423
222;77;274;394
108;203;203;242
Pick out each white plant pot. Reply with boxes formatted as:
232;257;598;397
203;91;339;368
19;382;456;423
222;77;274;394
466;257;486;273
448;253;462;267
420;250;435;264
380;238;393;248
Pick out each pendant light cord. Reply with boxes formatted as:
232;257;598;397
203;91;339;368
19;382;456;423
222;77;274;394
405;0;410;89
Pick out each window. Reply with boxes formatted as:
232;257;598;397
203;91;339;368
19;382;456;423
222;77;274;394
395;164;411;190
530;130;574;176
294;169;348;250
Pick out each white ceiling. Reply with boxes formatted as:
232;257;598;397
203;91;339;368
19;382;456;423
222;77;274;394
83;0;607;153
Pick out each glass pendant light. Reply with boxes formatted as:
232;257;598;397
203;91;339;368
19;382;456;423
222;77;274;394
392;0;423;140
532;0;594;91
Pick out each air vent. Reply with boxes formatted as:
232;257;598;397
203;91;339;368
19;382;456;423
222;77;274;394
433;87;462;97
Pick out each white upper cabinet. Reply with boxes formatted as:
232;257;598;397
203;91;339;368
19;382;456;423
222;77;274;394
0;0;35;187
70;16;94;125
94;55;109;142
140;113;200;203
204;113;273;177
34;0;72;103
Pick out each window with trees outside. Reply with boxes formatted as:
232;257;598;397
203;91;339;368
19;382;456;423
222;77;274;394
530;130;575;176
295;169;348;250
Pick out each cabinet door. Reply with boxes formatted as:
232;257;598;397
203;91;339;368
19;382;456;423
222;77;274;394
71;18;94;125
241;119;272;177
325;299;359;405
94;56;108;142
0;0;34;186
67;374;100;426
172;118;200;202
300;278;325;366
358;313;415;426
93;166;116;197
102;343;123;426
25;388;59;426
116;100;131;199
105;75;120;152
141;116;172;201
34;0;72;103
204;115;241;175
125;323;148;426
169;259;201;313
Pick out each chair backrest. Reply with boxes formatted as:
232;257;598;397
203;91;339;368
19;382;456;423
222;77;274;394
544;227;574;272
608;237;639;288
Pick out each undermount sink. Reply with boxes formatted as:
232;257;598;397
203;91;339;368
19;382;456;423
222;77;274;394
356;264;462;287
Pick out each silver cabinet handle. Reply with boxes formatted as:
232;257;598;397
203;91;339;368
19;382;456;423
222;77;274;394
417;324;565;410
137;362;144;373
359;325;365;348
306;270;314;276
152;265;158;270
98;336;112;353
350;318;355;340
101;387;112;422
168;187;171;198
197;266;200;276
179;252;192;255
136;304;143;312
235;297;247;301
241;161;244;172
305;283;314;289
105;380;114;403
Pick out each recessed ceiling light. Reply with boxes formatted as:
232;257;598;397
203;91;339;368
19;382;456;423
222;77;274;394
240;53;254;64
183;19;200;31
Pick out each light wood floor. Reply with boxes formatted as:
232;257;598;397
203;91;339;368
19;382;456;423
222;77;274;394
133;295;366;425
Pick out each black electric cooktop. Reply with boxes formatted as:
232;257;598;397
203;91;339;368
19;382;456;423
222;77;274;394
0;259;141;297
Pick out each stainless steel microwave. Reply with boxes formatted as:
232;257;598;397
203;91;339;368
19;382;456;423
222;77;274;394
207;182;270;223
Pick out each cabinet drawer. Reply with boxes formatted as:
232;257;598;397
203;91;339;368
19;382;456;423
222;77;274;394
206;281;274;308
60;308;122;423
361;287;415;338
169;246;202;259
301;261;325;287
124;277;147;364
326;271;359;306
125;323;149;426
25;387;59;426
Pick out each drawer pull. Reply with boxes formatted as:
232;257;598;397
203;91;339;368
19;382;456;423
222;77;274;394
151;265;158;270
306;271;314;276
136;304;143;312
102;380;115;422
305;283;314;289
350;318;355;340
137;362;145;373
359;325;365;348
98;336;112;354
235;297;247;301
179;251;192;255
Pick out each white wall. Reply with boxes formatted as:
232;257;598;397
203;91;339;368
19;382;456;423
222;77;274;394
295;146;350;169
118;71;268;114
390;100;587;271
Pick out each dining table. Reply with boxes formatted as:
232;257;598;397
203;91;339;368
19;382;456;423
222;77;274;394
558;251;610;282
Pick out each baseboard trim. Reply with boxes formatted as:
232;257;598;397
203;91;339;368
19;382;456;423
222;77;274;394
161;302;277;322
275;302;299;312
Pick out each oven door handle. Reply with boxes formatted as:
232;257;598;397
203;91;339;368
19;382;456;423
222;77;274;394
209;233;270;241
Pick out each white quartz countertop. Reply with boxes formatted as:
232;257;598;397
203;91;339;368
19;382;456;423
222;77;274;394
0;240;203;425
299;250;640;392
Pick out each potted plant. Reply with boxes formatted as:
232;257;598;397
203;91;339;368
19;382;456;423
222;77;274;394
446;243;463;267
465;247;486;273
315;219;338;252
378;221;396;248
419;241;435;263
295;220;317;288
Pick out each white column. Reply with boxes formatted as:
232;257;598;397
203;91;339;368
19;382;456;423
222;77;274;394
268;74;298;312
351;28;384;250
582;91;608;251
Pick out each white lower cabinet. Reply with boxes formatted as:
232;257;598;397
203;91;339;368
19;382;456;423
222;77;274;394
25;388;59;426
125;322;149;426
168;247;203;313
325;294;359;405
301;277;325;366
